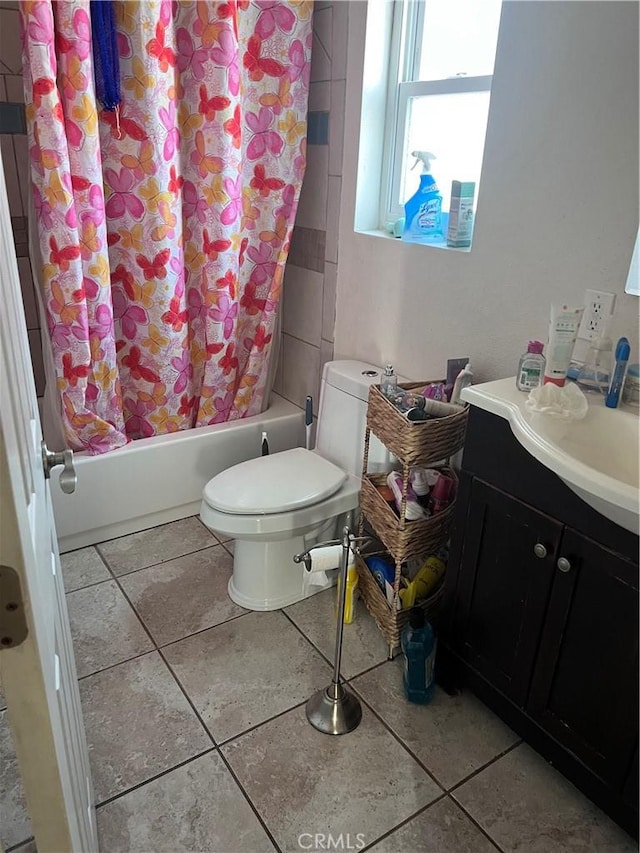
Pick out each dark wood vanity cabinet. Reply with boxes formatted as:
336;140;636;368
439;406;639;838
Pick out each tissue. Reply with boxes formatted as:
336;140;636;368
303;544;343;587
526;382;588;421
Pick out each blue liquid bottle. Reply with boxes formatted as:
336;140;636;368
403;151;444;244
401;607;436;704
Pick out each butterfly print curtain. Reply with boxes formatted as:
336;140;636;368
21;0;312;453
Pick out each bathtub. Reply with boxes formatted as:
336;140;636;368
52;394;305;553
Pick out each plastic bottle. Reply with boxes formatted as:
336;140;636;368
401;608;436;704
576;333;613;395
381;364;398;399
605;337;631;409
450;362;473;404
517;341;546;391
427;473;455;515
337;563;359;624
447;181;476;248
399;556;446;609
403;151;444;244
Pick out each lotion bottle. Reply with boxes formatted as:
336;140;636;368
450;362;473;404
517;341;545;391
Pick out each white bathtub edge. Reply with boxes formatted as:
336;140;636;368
54;394;305;552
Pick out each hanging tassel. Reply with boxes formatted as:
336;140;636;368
90;0;121;112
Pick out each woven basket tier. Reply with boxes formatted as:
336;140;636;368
359;467;458;563
366;382;468;465
355;553;445;649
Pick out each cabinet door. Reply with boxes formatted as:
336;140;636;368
528;528;639;789
454;479;561;706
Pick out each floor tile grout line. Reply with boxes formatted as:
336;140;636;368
97;554;243;650
155;648;283;853
95;540;226;581
345;657;390;683
76;647;157;682
446;795;507;853
281;599;392;684
217;697;309;749
64;575;116;595
92;535;252;652
350;676;524;804
6;836;35;853
349;683;447;794
104;565;161;651
68;522;505;851
359;793;448;852
280;608;336;671
447;739;524;796
159;628;312;751
156;646;220;744
216;748;284;853
157;609;251;652
89;514;216;549
93;541;119;580
94;746;217;810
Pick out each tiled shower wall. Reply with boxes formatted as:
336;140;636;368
274;1;347;414
1;1;347;411
0;1;46;398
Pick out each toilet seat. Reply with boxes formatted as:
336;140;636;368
203;447;347;515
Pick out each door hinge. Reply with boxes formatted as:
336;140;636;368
0;565;28;648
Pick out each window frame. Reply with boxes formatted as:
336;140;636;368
380;0;495;226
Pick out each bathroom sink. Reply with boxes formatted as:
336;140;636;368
462;378;640;534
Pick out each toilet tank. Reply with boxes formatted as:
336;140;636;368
316;360;394;476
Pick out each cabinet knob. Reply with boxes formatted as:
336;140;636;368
533;543;547;559
557;557;572;573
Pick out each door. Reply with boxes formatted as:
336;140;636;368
527;527;639;789
0;158;97;847
454;478;561;706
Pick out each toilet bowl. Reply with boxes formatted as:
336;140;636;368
200;360;392;610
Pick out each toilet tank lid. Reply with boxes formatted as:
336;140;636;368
323;360;384;401
202;448;347;515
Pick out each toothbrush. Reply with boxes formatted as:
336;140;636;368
605;337;630;409
305;395;313;449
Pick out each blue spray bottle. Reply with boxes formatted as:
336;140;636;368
403;151;444;244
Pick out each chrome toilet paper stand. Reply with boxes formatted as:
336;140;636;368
293;526;368;735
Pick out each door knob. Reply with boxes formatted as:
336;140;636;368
41;441;77;494
557;556;572;573
533;543;547;559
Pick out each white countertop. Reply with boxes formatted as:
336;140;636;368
462;378;639;534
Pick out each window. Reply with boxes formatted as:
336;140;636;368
382;0;503;230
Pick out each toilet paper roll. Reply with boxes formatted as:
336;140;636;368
306;544;343;574
305;570;329;588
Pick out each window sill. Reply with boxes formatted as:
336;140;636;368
355;228;472;253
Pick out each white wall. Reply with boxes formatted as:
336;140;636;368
335;1;639;382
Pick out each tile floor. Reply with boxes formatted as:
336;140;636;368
0;515;636;852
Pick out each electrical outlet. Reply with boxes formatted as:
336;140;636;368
577;289;616;342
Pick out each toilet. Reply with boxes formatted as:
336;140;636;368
200;360;391;610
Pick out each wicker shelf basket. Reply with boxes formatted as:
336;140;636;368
357;379;468;653
355;553;445;649
360;468;457;562
366;381;468;465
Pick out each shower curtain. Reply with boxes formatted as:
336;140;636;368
21;0;312;453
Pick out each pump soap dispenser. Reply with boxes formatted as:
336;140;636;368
403;151;444;244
